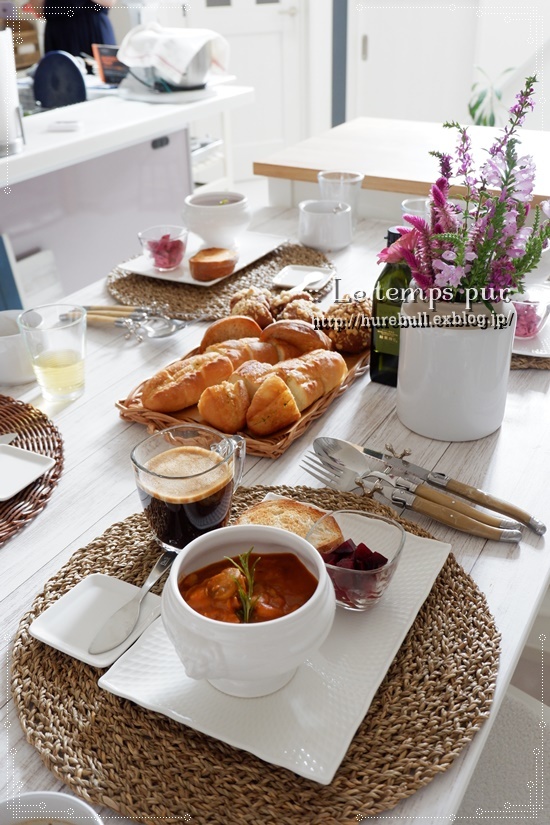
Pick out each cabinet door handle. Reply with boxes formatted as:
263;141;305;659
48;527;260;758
361;34;368;61
278;6;298;16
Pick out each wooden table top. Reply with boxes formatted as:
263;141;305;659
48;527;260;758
1;206;548;824
254;116;550;203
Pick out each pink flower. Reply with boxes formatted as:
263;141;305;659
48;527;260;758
433;260;465;288
377;230;418;264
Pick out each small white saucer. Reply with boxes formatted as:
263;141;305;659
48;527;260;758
29;573;161;668
272;264;333;291
0;444;56;502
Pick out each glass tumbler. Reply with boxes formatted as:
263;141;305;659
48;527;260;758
318;171;363;230
17;304;86;402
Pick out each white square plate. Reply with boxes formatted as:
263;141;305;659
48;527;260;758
0;444;56;501
29;573;161;668
119;231;286;287
98;521;450;784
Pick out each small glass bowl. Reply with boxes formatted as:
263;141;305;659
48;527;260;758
512;299;550;339
305;510;405;610
138;225;188;271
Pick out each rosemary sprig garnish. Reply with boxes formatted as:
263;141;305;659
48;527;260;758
225;547;259;623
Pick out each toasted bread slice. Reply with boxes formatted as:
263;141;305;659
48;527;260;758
235;498;343;552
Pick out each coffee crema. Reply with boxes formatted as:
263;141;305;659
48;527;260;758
137;446;234;549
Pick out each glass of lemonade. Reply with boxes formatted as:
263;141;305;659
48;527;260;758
17;304;86;401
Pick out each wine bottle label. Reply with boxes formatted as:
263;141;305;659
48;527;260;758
373;303;401;356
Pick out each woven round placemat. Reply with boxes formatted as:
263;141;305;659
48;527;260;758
106;243;334;321
0;395;64;545
511;353;550;369
12;486;500;824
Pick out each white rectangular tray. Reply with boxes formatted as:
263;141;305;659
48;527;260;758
98;530;450;785
119;231;286;287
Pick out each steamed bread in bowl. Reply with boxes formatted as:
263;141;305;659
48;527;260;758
161;523;335;697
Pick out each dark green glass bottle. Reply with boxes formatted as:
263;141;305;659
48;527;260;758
369;227;412;387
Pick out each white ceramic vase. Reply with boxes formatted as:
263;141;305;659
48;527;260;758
396;299;517;441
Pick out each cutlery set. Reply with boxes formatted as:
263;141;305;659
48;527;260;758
63;305;186;341
301;437;545;542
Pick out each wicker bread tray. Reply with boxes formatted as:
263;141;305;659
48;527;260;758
11;485;500;824
0;395;64;545
117;349;369;458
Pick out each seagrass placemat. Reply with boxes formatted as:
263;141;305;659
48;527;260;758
106;243;334;321
12;486;499;824
0;395;64;545
511;354;550;369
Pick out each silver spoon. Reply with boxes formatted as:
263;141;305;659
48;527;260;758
88;550;175;655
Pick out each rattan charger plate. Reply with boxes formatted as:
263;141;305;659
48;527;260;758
511;353;550;369
12;486;500;824
117;349;369;458
0;395;64;545
106;243;335;322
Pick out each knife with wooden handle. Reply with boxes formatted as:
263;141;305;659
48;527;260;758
361;444;546;535
378;484;522;542
402;481;521;531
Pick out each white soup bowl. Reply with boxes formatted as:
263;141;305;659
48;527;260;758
162;524;336;697
183;191;251;249
0;791;103;823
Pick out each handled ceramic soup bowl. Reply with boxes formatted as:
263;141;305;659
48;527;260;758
162;524;336;697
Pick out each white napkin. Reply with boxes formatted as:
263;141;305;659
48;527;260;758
117;23;229;87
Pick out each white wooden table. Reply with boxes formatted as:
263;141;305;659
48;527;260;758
1;207;548;824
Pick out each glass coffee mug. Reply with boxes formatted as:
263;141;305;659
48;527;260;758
131;425;246;552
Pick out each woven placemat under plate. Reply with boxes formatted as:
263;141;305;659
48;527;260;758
0;395;64;545
106;243;335;322
511;353;550;369
12;486;500;824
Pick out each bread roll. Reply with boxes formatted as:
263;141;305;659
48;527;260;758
200;316;262;351
198;379;250;434
189;248;238;281
235;499;344;552
142;352;234;412
271;340;302;361
230;298;274;329
245;374;301;436
229;361;275;399
272;349;348;411
260;320;333;354
206;337;278;370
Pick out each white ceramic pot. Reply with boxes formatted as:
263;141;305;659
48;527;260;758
396;299;517;441
183;191;251;249
162;524;335;697
0;310;35;385
0;791;103;823
298;199;353;251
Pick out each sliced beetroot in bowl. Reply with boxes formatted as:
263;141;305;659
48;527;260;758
335;557;355;569
334;538;357;557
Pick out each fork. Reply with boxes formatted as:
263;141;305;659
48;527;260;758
300;451;522;542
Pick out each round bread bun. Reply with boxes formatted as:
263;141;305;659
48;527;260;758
199;316;263;351
259;319;333;353
189;248;238;281
324;297;372;353
234;499;343;553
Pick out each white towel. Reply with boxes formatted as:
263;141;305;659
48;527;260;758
117;23;229;87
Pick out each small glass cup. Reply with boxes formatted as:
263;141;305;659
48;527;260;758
305;510;405;610
318;170;363;230
401;197;431;221
138;224;188;271
512;299;550;338
17;304;86;402
131;424;246;552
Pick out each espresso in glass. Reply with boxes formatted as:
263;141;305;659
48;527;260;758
131;425;245;552
138;446;234;549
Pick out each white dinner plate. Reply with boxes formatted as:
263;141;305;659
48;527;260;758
98;528;450;784
272;264;333;291
0;445;56;501
119;231;286;287
29;573;162;668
